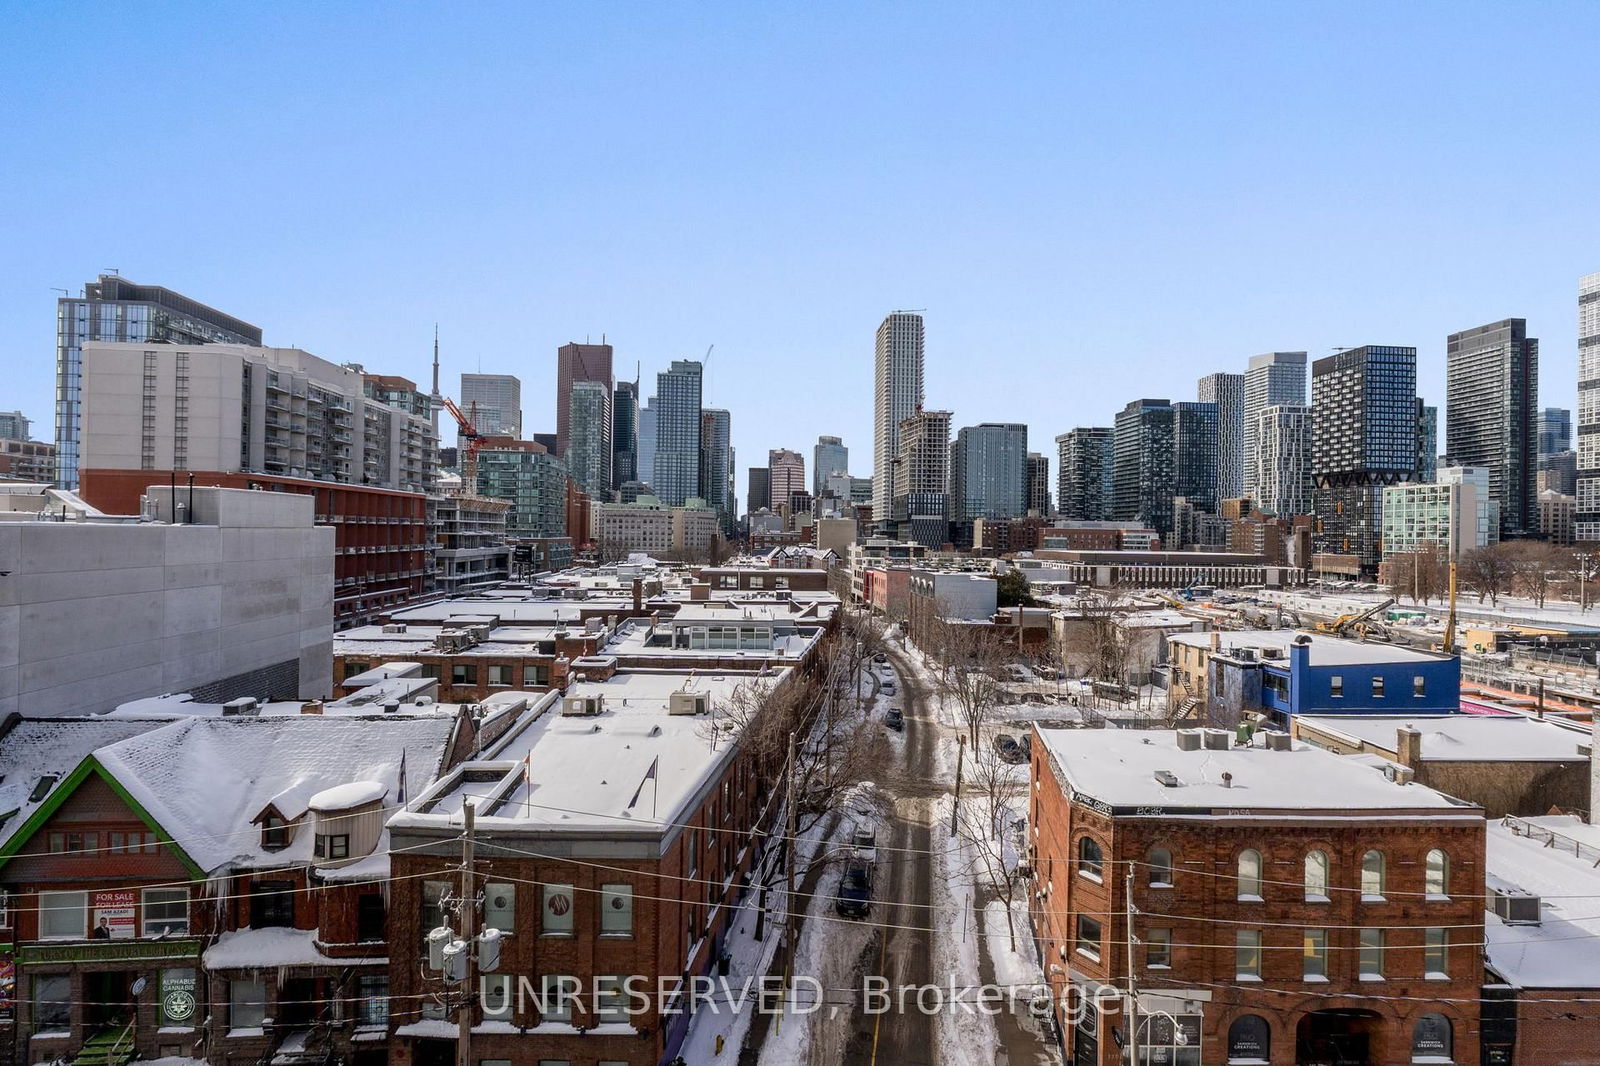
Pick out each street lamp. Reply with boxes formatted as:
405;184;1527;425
1578;553;1595;614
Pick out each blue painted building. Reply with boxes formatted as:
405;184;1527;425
1169;629;1460;729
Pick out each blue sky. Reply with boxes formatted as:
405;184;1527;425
2;1;1595;490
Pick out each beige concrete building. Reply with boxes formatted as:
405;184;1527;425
593;496;718;558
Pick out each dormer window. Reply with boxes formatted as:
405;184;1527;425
261;815;288;851
314;833;350;860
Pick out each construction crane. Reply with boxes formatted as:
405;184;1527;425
1440;560;1458;654
1316;596;1396;639
439;396;485;485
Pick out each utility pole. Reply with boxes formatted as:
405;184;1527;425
457;801;477;1066
1125;868;1140;1066
950;733;966;837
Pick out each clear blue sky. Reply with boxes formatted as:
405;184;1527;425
3;1;1596;490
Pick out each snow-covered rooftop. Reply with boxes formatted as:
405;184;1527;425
1035;728;1479;814
1486;815;1600;988
1296;714;1591;762
0;717;166;844
1168;628;1454;666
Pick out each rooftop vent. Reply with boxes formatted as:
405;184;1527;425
1490;888;1542;926
1153;770;1181;788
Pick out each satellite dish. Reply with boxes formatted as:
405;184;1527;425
130;977;148;996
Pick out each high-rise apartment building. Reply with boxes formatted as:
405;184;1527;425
1579;274;1600;539
1416;402;1439;484
651;360;702;506
1026;452;1050;515
1311;345;1418;568
564;380;613;498
1055;427;1114;521
1173;401;1220;514
1112;399;1176;536
873;312;925;522
813;435;849;498
0;410;31;441
612;380;639;489
747;467;770;514
476;440;567;539
1243;352;1308;501
950;423;1028;520
892;408;951;548
1446;318;1537;536
768;449;806;514
638;394;658;490
1197;371;1244;502
555;342;614;457
1250;404;1313;519
700;409;735;534
56;274;262;488
1538;407;1572;457
459;373;522;438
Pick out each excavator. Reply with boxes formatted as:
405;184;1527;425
1315;596;1396;640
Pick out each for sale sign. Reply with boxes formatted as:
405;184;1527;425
91;890;137;940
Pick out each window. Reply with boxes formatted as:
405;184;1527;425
600;884;633;935
1413;1013;1452;1061
1424;927;1449;977
1237;849;1263;900
1359;928;1385;979
1330;675;1344;698
487;664;512;687
1077;837;1103;881
248;882;294;929
230;978;268;1029
1147;847;1173;888
1145;928;1171;968
537;975;578;1023
686;829;699;876
1305;850;1330;901
421;880;451;936
451;663;477;686
357;974;389;1026
1235;929;1262;979
1413;675;1427;697
1425;849;1449;898
357;893;386;942
260;815;288;851
47;831;98;854
1371;676;1385;698
109;831;157;853
542;883;575;935
33;974;71;1031
523;665;548;687
1361;850;1386;900
594;975;629;1022
158;968;198;1026
343;661;369;681
484;883;515;933
314;833;350;860
39;891;87;939
1303;929;1327;980
143;888;189;936
1075;914;1102;960
481;974;512;1016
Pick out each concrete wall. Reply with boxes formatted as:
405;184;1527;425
0;487;333;716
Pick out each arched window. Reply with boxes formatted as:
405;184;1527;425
1147;847;1174;887
1304;850;1330;901
1412;1013;1452;1060
1237;849;1263;900
1077;837;1103;880
1424;849;1449;898
1227;1015;1271;1063
1361;849;1386;899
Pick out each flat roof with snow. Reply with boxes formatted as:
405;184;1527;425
1035;728;1478;816
1297;714;1590;762
1169;628;1454;666
1486;816;1600;988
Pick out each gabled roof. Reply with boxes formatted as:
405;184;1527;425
0;715;168;845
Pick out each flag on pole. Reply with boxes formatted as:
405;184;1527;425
627;757;660;811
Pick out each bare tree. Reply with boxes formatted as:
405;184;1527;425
1461;544;1513;607
952;734;1029;952
934;621;1009;746
1506;540;1561;608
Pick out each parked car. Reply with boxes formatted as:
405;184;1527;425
835;860;873;918
1018;733;1032;761
881;682;896;696
873;652;888;663
884;707;904;731
850;824;878;863
993;733;1026;764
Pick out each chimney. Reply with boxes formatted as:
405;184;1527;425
690;580;710;602
301;700;324;715
1209;629;1220;653
1396;726;1423;770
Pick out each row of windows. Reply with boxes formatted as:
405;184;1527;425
39;888;187;939
1077;839;1450;900
423;881;634;938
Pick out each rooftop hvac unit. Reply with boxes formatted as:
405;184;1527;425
1491;889;1542;926
1265;732;1293;752
222;697;260;717
1175;729;1203;751
670;690;709;716
1153;770;1181;788
382;623;407;634
561;695;604;717
1201;728;1231;751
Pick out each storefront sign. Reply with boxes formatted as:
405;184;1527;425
160;968;198;1025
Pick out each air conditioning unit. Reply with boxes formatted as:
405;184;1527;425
1265;732;1293;752
1491;889;1542;926
561;695;603;717
382;623;407;634
222;697;260;717
1175;729;1203;751
1201;728;1231;751
670;690;709;716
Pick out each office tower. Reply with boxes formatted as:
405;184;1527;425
564;380;612;497
651;360;702;506
893;409;952;548
1197;371;1244;501
1540;450;1578;496
55;274;261;488
1172;401;1220;513
1251;404;1313;518
1416;402;1439;484
1581;274;1600;538
1242;352;1308;501
768;449;806;512
1026;453;1050;515
476;441;568;539
0;411;31;441
873;312;925;521
556;342;614;457
638;395;658;487
1112;399;1176;536
1446;318;1537;536
700;409;735;534
612;380;639;489
950;423;1028;520
1311;345;1418;568
1538;407;1572;457
814;435;849;498
747;467;771;513
1055;427;1114;521
460;373;522;438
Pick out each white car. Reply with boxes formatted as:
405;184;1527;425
850;823;878;863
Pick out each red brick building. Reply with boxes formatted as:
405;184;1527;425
1028;727;1486;1066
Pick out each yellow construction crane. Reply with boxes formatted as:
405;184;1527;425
1440;560;1458;654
